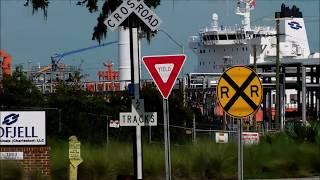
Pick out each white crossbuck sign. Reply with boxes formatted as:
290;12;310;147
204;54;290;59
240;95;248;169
104;0;162;31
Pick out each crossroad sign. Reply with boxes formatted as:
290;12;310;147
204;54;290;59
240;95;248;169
143;54;186;99
133;2;161;31
120;99;157;126
105;0;137;31
217;66;263;117
105;0;162;31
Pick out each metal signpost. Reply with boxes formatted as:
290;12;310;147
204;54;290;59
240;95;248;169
143;54;186;180
216;66;263;180
104;1;161;179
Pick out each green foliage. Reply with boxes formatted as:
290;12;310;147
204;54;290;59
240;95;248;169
46;82;132;142
48;139;237;180
0;68;192;144
49;138;69;180
244;132;320;178
0;66;44;107
3;135;320;179
286;121;320;143
140;85;193;142
0;161;23;180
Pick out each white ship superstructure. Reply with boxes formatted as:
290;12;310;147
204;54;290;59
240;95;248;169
188;0;320;113
189;0;319;73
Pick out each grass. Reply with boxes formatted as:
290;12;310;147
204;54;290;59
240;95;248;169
47;135;320;180
244;133;320;179
1;133;319;180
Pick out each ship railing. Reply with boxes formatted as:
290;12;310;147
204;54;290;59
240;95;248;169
200;26;242;33
185;72;280;88
33;79;183;94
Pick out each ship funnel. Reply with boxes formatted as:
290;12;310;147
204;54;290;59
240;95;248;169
278;4;310;58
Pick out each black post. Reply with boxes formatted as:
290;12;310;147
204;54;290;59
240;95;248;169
128;17;138;179
275;12;281;130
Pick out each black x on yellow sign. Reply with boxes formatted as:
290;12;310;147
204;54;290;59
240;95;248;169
217;66;263;117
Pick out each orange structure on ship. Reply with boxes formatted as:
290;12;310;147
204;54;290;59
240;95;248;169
0;49;12;77
85;61;120;92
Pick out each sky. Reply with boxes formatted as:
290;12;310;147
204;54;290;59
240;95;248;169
1;0;319;80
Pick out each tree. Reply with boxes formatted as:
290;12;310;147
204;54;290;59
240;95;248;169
24;0;161;43
0;66;44;108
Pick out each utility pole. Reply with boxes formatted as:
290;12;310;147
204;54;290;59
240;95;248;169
275;12;281;130
192;113;196;143
253;45;257;130
253;45;257;70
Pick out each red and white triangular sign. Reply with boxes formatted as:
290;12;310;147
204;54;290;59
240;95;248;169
143;54;186;99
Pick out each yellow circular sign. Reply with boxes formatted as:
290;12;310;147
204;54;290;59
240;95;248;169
217;66;263;118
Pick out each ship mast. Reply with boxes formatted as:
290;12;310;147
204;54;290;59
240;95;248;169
236;0;255;31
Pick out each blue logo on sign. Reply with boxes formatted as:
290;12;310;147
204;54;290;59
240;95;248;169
2;113;19;125
288;21;302;30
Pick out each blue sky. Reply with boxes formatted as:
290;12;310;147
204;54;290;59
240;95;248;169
1;0;319;80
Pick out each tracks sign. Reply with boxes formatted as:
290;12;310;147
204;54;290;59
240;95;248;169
217;66;263;117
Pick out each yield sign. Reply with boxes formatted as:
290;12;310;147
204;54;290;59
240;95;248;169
143;54;186;99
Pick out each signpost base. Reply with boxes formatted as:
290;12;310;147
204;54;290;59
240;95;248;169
163;99;172;180
238;119;243;180
69;164;78;180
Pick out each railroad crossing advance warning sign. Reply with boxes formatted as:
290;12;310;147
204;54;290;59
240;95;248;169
217;66;263;118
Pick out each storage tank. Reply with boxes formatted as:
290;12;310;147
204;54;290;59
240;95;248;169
118;26;131;90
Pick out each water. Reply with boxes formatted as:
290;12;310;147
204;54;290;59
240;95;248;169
1;0;319;79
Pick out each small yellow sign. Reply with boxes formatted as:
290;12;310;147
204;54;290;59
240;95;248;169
217;66;263;118
69;136;83;167
69;136;83;180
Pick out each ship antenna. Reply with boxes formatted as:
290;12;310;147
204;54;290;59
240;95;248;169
236;0;256;31
211;13;219;30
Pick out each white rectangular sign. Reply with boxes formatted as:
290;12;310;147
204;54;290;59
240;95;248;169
0;152;23;160
120;112;157;126
109;120;120;128
0;111;46;146
242;132;259;145
215;132;228;143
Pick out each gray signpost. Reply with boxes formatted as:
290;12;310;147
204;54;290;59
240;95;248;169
216;66;263;180
143;55;186;180
105;1;161;179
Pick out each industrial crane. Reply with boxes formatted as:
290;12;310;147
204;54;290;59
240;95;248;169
51;41;118;71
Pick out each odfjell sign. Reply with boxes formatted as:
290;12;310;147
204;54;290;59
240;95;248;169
217;66;263;117
105;0;162;31
143;54;186;99
0;111;46;146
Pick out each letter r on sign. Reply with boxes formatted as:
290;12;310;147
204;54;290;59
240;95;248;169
250;85;259;97
221;86;229;98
